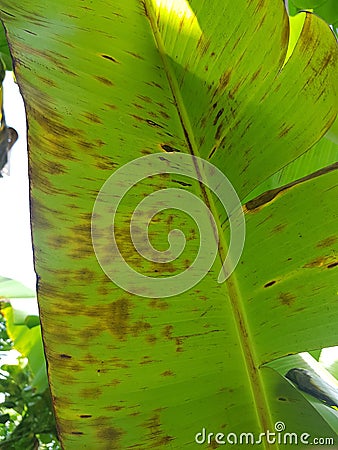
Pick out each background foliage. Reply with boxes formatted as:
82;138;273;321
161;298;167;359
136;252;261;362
0;277;60;448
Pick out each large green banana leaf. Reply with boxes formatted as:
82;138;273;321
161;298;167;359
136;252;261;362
0;0;337;448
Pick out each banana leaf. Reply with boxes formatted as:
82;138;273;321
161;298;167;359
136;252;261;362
0;0;337;448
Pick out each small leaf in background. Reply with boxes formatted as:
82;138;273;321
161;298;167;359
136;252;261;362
0;413;10;423
289;0;338;28
24;315;40;329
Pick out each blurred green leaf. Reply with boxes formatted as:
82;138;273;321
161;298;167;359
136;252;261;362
0;413;10;424
0;277;35;301
24;316;40;329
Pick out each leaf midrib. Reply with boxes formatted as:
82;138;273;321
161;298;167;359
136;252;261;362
143;0;275;446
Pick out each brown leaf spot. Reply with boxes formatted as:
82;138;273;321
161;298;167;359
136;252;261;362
196;35;211;56
219;70;232;90
104;405;125;412
73;268;97;283
57;417;77;435
106;298;132;340
82;112;103;124
83;353;99;365
53;395;73;409
199;135;206;146
162;324;174;340
130;114;143;123
95;155;117;171
272;223;286;234
278;124;294;138
148;299;169;310
327;261;338;269
146;334;157;344
151;82;163;89
251;68;262;82
161;370;175;376
159;110;170;120
81;387;102;398
94;139;106;147
97;426;124;445
94;75;114;87
208;439;220;449
175;337;185;352
130;320;152;337
104;103;117;110
156;262;177;274
140;356;158;365
200;115;207;128
142;411;174;446
229;81;241;98
37;75;57;87
97;284;111;296
317;236;337;249
279;292;296;306
67;224;93;258
137;94;152;103
28;105;81;145
76;139;95;150
126;51;144;60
